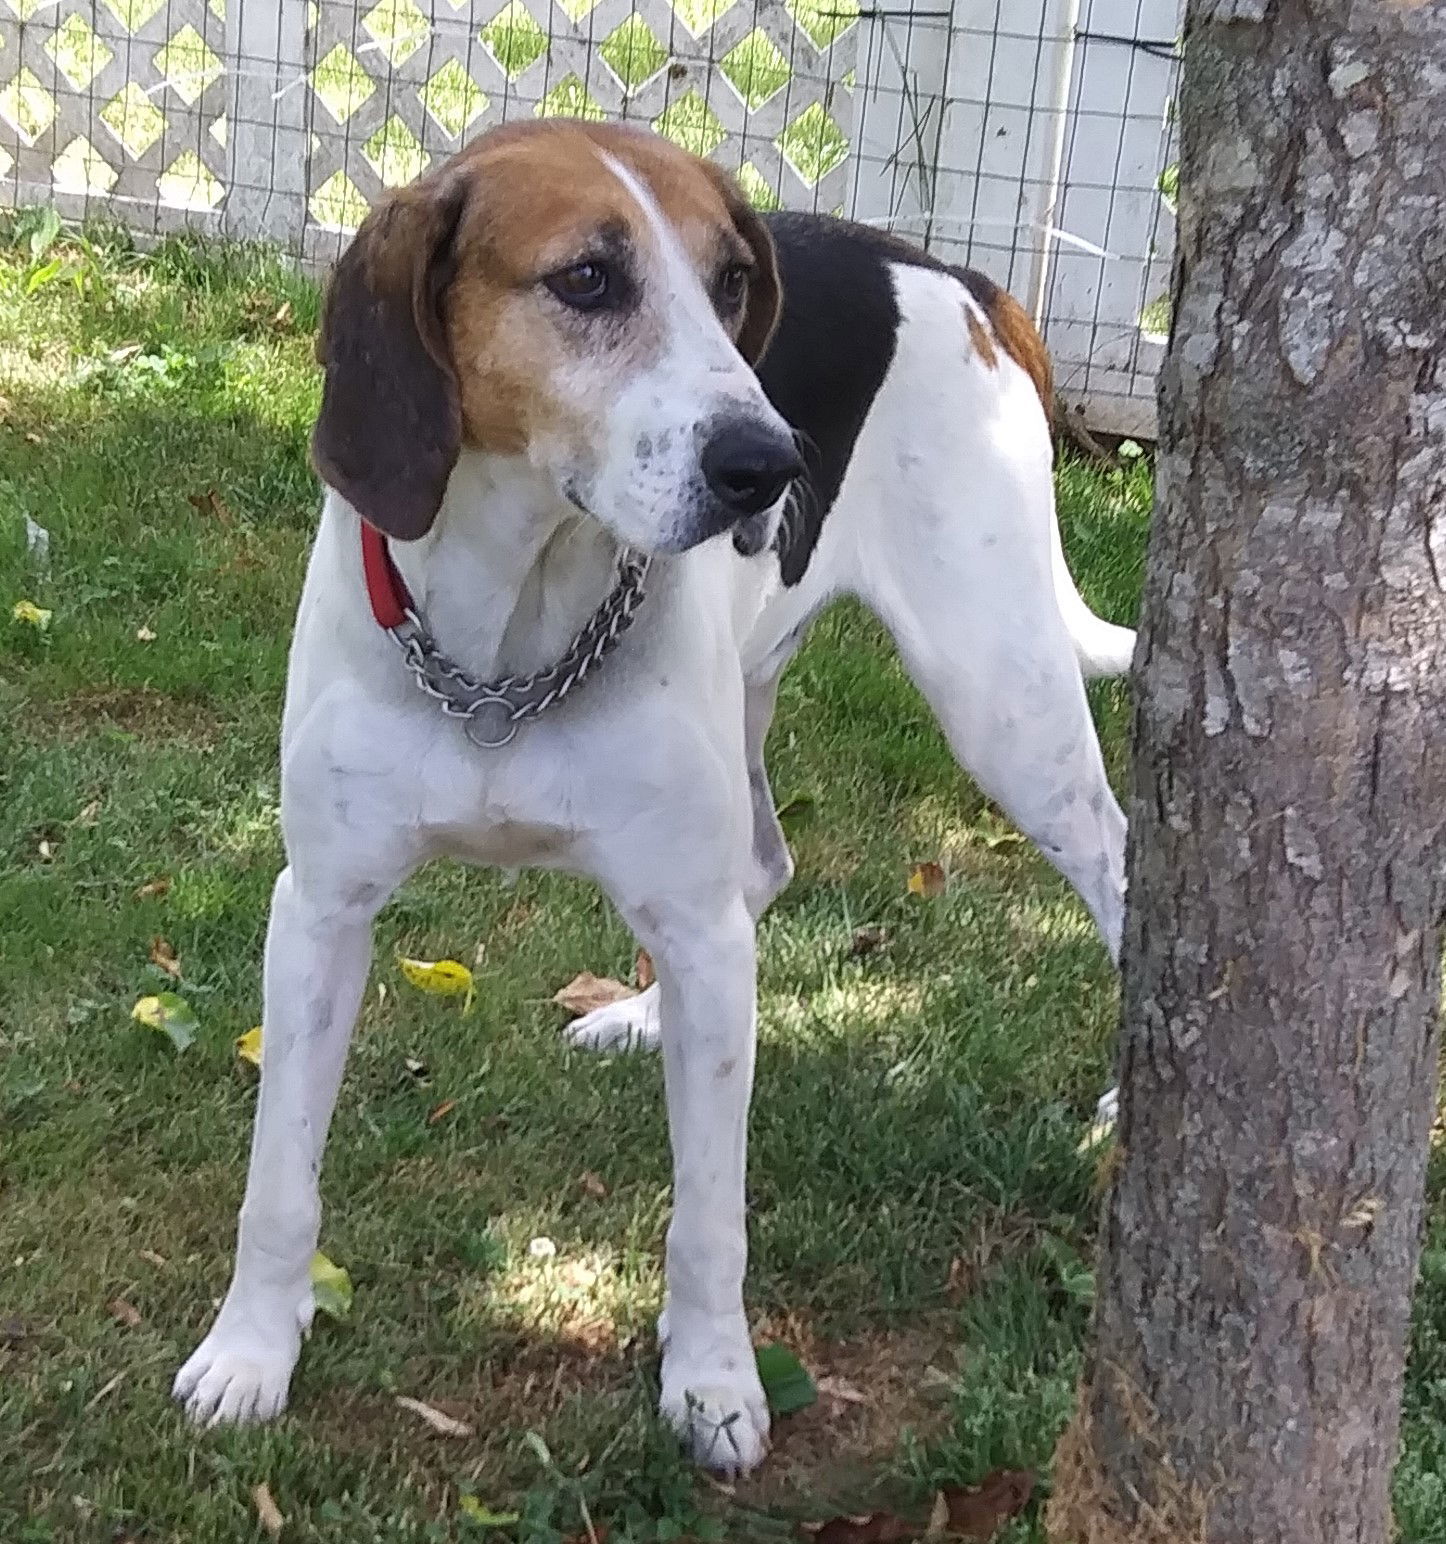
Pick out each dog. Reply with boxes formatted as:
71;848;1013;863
173;118;1132;1474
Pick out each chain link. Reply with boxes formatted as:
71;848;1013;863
386;548;651;747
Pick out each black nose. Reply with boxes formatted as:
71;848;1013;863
701;423;802;517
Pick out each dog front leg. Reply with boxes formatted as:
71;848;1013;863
173;865;381;1425
622;895;767;1473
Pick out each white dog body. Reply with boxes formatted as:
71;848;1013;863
174;120;1130;1474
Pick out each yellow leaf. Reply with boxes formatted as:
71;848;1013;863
131;992;197;1052
310;1251;353;1320
398;957;474;997
12;599;52;629
236;1027;262;1067
907;861;947;899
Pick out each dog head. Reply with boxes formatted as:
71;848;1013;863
312;120;799;556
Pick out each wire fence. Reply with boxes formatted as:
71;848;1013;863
0;0;1179;434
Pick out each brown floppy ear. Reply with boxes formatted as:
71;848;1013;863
703;164;782;366
311;175;468;541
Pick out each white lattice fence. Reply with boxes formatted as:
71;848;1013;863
1;0;1178;433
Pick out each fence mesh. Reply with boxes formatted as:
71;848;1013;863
1;0;1179;433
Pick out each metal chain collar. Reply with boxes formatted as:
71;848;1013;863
387;547;651;748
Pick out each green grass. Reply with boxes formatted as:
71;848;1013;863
0;214;1441;1543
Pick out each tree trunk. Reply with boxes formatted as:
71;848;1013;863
1047;3;1446;1542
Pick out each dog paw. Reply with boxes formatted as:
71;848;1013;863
173;1308;303;1428
660;1344;769;1476
563;983;661;1053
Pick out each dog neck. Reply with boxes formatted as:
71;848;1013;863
384;450;627;682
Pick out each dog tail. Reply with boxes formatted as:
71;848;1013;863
1050;512;1137;679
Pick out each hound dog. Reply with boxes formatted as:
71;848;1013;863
173;118;1133;1474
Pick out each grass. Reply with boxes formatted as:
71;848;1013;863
0;214;1442;1543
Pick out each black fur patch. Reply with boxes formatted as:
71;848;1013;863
757;213;984;587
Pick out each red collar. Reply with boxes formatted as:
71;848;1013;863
360;521;414;630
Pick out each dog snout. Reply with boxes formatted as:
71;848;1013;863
701;422;802;518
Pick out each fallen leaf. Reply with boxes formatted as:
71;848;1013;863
942;1470;1035;1540
236;1027;263;1067
309;1251;353;1320
187;488;235;528
552;972;635;1017
801;1513;913;1544
398;956;474;998
907;862;947;899
578;1170;608;1199
634;949;655;988
138;1249;167;1268
38;839;55;861
848;925;889;959
273;301;293;328
149;936;183;981
755;1342;817;1416
252;1482;285;1539
12;599;51;629
73;799;102;827
946;1256;973;1303
458;1495;521;1526
528;1236;557;1260
134;876;170;901
427;1098;457;1125
395;1394;473;1436
131;992;197;1053
923;1492;950;1541
816;1375;868;1406
107;1297;141;1329
24;431;43;446
135;626;156;643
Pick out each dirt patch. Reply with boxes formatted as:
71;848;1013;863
30;686;224;746
733;1314;958;1514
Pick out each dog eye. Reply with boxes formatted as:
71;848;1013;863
546;261;612;310
717;263;750;309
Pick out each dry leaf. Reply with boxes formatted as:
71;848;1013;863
138;1249;167;1268
946;1256;974;1303
848;925;889;958
907;862;947;899
252;1482;284;1539
923;1492;950;1542
802;1512;913;1544
816;1375;868;1406
134;876;170;901
236;1027;263;1067
942;1470;1035;1540
135;626;156;643
24;431;43;446
426;1098;457;1125
107;1297;141;1329
188;489;235;528
38;839;55;861
73;799;102;827
634;949;655;988
395;1395;474;1437
552;972;635;1017
149;937;182;980
578;1170;608;1199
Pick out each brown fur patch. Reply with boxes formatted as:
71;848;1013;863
978;286;1054;423
965;307;999;371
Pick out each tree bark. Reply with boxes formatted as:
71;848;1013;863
1047;3;1446;1541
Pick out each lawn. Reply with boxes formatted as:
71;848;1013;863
2;215;1444;1544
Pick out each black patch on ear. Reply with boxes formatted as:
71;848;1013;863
311;179;468;541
